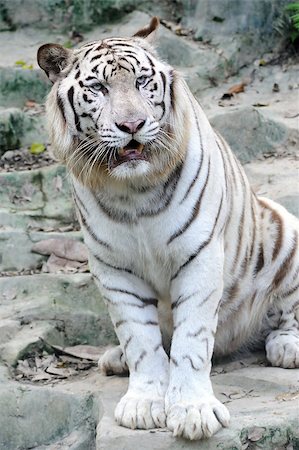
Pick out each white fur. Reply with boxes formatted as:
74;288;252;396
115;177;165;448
44;30;299;441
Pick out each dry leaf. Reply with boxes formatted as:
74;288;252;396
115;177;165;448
2;288;18;301
32;238;88;262
54;175;63;191
42;253;88;273
227;82;246;94
276;390;299;401
272;82;280;92
45;364;77;378
46;343;102;361
252;102;269;107
25;100;37;108
247;427;266;442
221;82;246;100
284;112;299;119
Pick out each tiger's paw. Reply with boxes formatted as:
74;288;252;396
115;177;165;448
266;331;299;368
115;393;166;429
166;396;230;440
98;345;128;376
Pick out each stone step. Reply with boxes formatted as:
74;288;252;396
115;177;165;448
0;353;297;449
0;273;116;365
208;105;298;164
0;380;99;450
0;106;47;154
0;164;75;228
0;11;231;104
95;362;299;449
0;68;49;108
244;156;299;218
0;0;143;32
3;353;294;450
0;229;82;272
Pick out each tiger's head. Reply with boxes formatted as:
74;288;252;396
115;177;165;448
37;17;189;189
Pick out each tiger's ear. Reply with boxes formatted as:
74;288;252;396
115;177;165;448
37;43;73;83
133;16;159;41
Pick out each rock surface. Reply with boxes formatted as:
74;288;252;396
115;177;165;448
0;4;298;450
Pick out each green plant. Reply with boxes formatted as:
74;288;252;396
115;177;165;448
273;2;299;47
285;2;299;42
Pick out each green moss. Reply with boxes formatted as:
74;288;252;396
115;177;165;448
0;68;49;108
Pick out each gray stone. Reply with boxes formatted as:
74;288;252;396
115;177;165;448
0;67;49;108
0;209;71;232
0;381;99;450
0;322;59;366
180;0;289;73
277;195;299;218
96;360;299;449
209;106;289;163
32;429;97;450
0;107;47;154
0;319;21;344
244;157;299;218
181;0;288;38
0;273;116;365
0;229;83;272
0;0;147;32
0;165;75;225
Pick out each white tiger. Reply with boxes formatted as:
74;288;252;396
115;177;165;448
37;17;299;440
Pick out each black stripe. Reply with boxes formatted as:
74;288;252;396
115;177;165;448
180;151;204;204
168;158;210;244
67;85;82;132
73;194;111;250
232;185;246;272
139;163;183;217
171;194;224;281
253;242;264;276
124;336;132;352
273;231;298;289
104;296;156;310
249;201;257;261
182;354;204;370
160;71;166;95
57;92;66;123
84;47;94;58
115;319;158;328
111;42;135;48
103;285;158;307
73;190;88;216
170;356;179;366
217;133;238;189
282;282;299;298
92;253;133;275
96;197;135;224
172;290;200;310
90;54;103;63
134;350;147;371
215;137;228;192
186;326;207;338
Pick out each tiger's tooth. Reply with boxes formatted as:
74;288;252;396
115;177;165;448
118;148;126;156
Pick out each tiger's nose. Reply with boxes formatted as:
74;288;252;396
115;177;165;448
116;119;145;134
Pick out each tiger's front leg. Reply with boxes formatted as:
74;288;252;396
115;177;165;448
165;243;230;440
94;266;169;430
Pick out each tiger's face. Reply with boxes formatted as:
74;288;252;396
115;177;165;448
38;18;188;187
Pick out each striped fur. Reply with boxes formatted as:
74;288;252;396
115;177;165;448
38;18;299;441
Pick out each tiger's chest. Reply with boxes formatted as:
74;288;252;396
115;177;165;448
74;181;184;295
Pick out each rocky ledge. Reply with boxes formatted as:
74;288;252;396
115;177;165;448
0;5;298;450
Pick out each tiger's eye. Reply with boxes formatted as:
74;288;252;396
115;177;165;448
136;75;149;87
90;82;108;95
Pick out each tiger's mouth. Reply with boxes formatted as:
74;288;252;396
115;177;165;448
109;139;147;169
